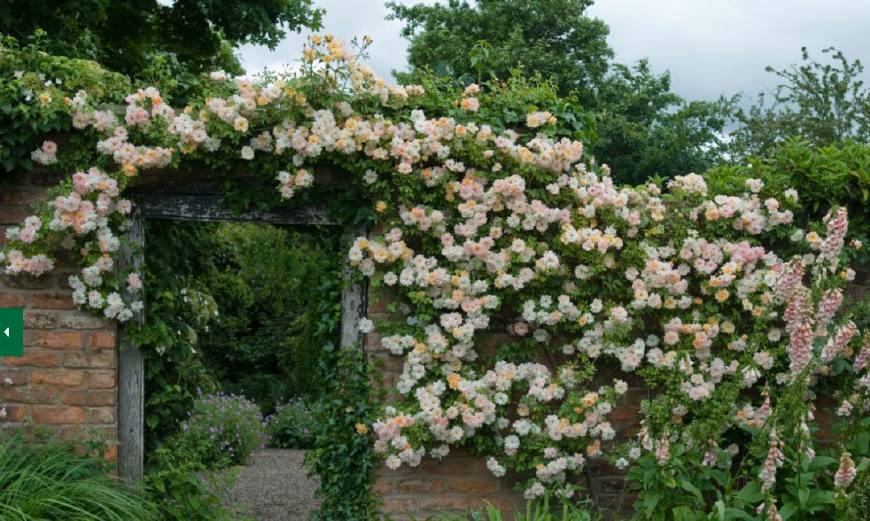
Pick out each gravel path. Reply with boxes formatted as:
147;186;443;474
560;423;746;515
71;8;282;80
223;449;320;521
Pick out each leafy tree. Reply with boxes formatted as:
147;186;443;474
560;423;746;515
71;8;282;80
593;60;734;184
388;0;733;184
731;47;870;158
0;0;323;76
387;0;612;105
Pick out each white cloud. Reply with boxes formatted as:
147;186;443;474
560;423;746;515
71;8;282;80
588;0;870;102
238;0;870;102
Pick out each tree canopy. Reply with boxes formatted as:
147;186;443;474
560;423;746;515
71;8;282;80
0;0;323;76
387;0;612;104
731;47;870;157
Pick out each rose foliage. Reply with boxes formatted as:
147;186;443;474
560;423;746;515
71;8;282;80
1;36;868;518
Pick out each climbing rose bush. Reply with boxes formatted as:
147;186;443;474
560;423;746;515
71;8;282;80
1;35;867;514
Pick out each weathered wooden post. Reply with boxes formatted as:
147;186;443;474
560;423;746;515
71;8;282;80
118;206;145;482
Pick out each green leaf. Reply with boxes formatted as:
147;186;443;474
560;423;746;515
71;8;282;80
736;482;764;504
673;506;700;521
780;502;798;520
680;479;703;501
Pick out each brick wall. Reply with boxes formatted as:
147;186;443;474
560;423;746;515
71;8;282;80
0;168;118;457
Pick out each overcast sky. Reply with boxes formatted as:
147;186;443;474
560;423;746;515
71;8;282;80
238;0;870;103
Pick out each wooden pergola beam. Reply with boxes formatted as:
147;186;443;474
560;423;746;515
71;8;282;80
133;193;337;225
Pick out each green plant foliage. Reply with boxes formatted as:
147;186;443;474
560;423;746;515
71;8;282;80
594;61;735;185
127;220;221;453
196;222;342;412
0;435;157;520
268;398;317;449
387;0;611;102
434;496;601;521
143;446;249;521
304;345;379;520
173;392;268;469
847;468;870;520
0;0;323;77
0;31;128;174
704;138;870;265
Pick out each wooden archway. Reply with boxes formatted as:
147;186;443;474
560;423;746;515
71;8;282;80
115;170;367;481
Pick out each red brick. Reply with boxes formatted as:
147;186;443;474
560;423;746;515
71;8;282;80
1;404;29;422
63;350;115;369
88;407;115;424
372;479;393;494
419;496;473;512
58;313;109;330
88;371;116;390
610;405;640;421
33;331;84;350
0;369;28;385
88;332;116;349
3;351;59;367
3;386;58;404
0;190;47;205
1;274;54;290
31;293;76;309
0;293;26;307
381;498;417;513
32;370;86;387
443;477;498;494
24;311;60;329
0;207;31;225
103;445;118;461
61;390;115;406
395;478;445;494
32;405;86;424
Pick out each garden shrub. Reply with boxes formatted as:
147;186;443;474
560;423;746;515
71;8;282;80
847;466;870;520
704;138;870;265
196;222;342;412
268;398;316;449
143;446;248;521
0;30;128;174
435;496;600;521
130;220;222;453
174;392;267;469
0;435;157;520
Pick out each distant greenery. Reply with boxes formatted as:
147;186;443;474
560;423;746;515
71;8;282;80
731;47;870;158
388;0;611;103
196;222;341;413
174;392;267;469
129;219;341;454
0;435;157;520
269;398;316;449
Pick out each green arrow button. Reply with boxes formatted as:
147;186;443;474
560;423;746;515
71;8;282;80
0;307;24;357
